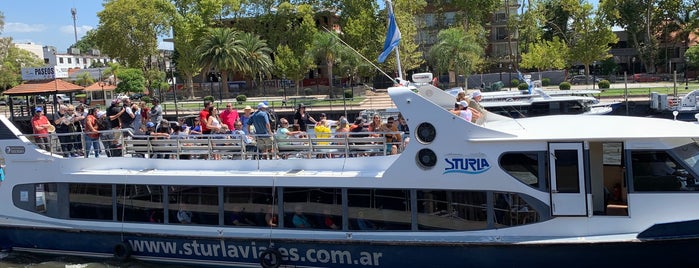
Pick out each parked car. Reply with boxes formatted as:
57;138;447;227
48;94;70;104
11;97;27;105
633;73;662;82
568;75;602;85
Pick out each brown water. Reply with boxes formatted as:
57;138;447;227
0;252;181;268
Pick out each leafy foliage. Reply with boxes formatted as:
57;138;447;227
559;81;571;90
598;79;611;89
429;27;484;85
94;0;173;68
115;68;146;94
520;37;568;71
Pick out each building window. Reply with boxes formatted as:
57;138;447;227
496;27;508;41
67;58;72;64
59;57;64;64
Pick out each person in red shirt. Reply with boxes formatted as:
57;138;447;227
199;101;212;134
219;102;240;131
31;107;51;151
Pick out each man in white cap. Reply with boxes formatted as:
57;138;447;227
247;102;274;159
469;90;486;124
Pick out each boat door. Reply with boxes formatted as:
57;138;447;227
549;143;587;216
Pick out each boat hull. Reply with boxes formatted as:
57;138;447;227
1;225;699;267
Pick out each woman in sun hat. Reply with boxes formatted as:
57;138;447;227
240;105;254;135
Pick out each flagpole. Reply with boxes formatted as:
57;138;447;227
386;0;403;81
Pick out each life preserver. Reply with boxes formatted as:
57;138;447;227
113;241;132;261
259;248;282;268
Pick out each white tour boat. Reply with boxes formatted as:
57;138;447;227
1;74;699;267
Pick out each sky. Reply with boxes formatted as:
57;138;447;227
0;0;172;53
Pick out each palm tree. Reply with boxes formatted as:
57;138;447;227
196;27;245;98
309;31;343;98
238;32;274;95
75;72;94;87
429;27;484;88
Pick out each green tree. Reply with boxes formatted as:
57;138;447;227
309;31;343;98
685;44;699;68
567;0;618;80
339;0;382;71
390;0;427;78
171;0;236;99
94;0;173;68
74;72;95;87
238;32;274;89
196;27;245;93
115;68;146;94
0;45;44;91
144;69;166;98
429;27;484;87
599;0;677;73
520;37;568;74
72;29;99;53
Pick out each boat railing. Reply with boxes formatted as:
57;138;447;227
19;129;405;159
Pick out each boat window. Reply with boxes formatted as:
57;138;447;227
631;151;697;192
494;192;541;226
347;189;411;231
35;183;59;216
223;187;276;227
169;186;219;225
69;184;113;220
417;190;487;230
500;152;542;189
283;188;342;230
116;185;165;223
672;142;699;177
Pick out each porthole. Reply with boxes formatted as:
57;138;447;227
416;148;437;169
416;123;436;144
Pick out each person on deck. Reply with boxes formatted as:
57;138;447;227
31;107;51;151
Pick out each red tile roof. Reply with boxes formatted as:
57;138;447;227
4;79;84;95
84;82;117;92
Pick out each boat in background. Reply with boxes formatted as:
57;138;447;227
442;86;619;118
2;73;699;267
651;90;699;121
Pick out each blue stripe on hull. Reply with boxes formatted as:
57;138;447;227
2;226;699;267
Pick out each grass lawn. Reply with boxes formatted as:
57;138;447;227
596;82;696;98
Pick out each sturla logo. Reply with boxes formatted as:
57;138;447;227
443;154;490;174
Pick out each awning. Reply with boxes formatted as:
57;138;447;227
3;79;84;95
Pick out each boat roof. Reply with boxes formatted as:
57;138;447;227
479;114;699;141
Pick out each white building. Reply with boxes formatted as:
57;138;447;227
42;46;116;70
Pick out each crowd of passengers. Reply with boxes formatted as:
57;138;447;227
30;98;409;159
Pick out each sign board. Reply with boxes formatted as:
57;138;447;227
21;66;69;81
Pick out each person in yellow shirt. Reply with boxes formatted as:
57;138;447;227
314;119;332;145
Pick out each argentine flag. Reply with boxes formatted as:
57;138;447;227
378;6;401;63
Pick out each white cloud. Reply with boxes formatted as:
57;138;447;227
59;25;94;35
5;22;47;33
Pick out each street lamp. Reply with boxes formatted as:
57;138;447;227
592;61;597;90
631;57;636;82
99;82;106;106
508;64;513;90
170;67;179;119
